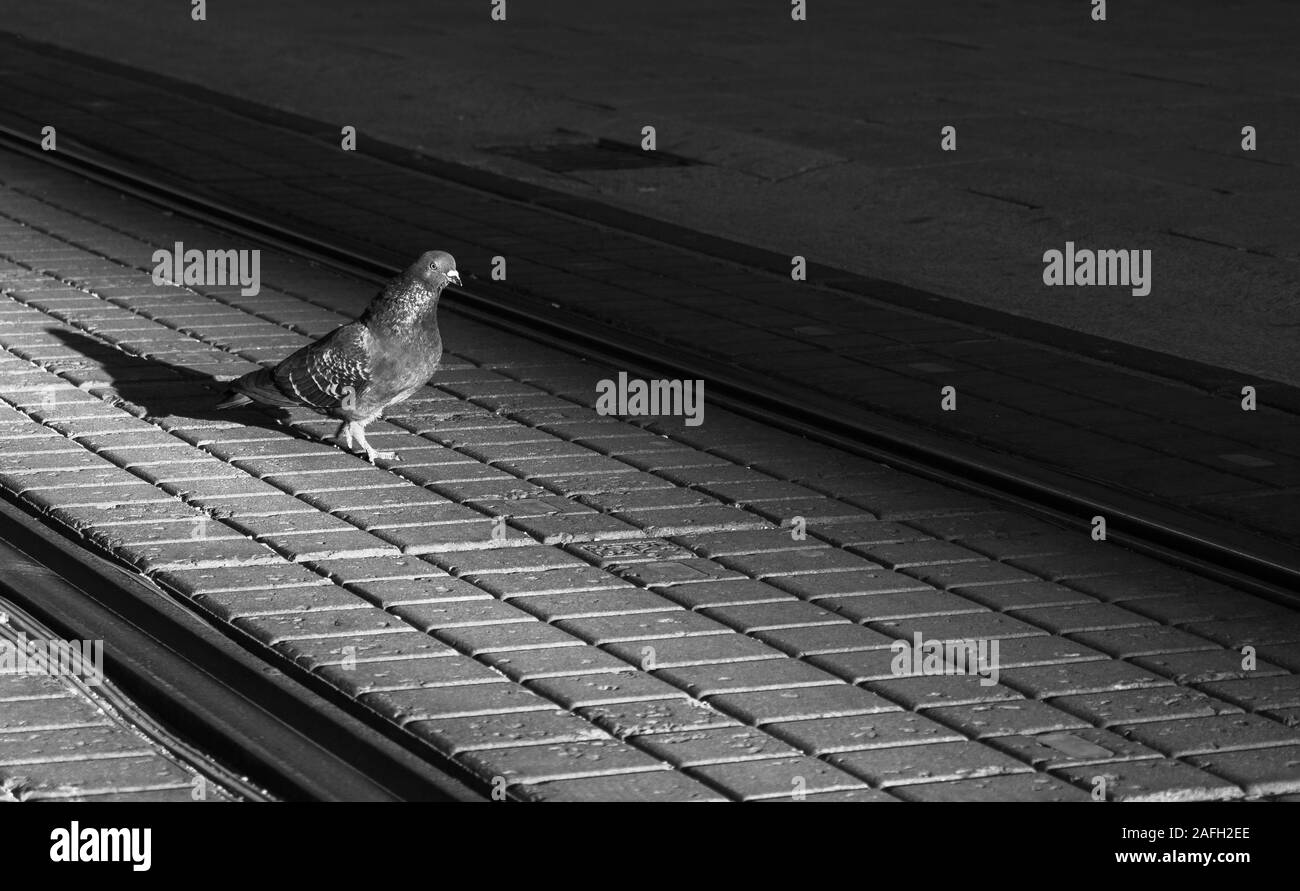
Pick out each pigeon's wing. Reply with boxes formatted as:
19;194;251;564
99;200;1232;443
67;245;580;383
270;323;375;414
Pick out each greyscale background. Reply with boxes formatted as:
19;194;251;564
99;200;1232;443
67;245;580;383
0;0;1297;810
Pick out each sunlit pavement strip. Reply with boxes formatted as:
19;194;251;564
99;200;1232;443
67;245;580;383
0;623;239;802
1;36;1297;546
2;154;1300;802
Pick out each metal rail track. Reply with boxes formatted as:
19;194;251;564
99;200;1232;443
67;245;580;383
0;590;272;802
0;494;484;801
0;127;1297;798
2;126;1294;604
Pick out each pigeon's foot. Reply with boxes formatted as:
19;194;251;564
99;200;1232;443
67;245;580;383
336;421;398;464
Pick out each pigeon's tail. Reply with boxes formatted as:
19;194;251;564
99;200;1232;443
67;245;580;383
214;367;300;410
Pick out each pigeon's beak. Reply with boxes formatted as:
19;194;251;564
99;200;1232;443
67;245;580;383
446;270;462;286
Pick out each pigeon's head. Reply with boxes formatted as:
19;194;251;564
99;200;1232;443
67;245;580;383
410;250;461;288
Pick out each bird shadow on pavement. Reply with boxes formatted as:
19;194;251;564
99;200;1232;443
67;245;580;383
46;327;292;435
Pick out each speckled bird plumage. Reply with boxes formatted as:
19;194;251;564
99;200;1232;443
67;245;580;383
215;250;459;462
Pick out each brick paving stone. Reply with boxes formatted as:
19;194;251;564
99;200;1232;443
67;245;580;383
870;611;1046;641
810;649;909;684
1183;617;1300;648
116;536;286;571
320;655;506;695
468;566;632;598
830;740;1031;787
615;558;747;587
867;675;1024;710
2;754;198;800
954;533;1084;561
458;739;668;785
1123;592;1289;624
813;520;931;547
344;575;492;607
0;697;109;733
557;610;729;644
927;700;1089;739
436;621;581;655
716;547;873;578
655;660;844;697
753;623;897;658
527;671;689;709
481;646;633;681
819;590;986;622
508;511;643;543
903;561;1042;589
509;589;679;622
1188;745;1300;797
1132;648;1287;685
603;634;782;670
653;578;794;609
154;562;334;596
388;599;537;632
1008;602;1157;634
989;728;1165;771
235;606;415;643
757;788;900;802
305;487;451;514
1068;625;1219;659
1256;645;1300;673
579;697;739;738
892;773;1091;802
1009;550;1169;581
43;787;229;803
749;498;872;525
368;520;531;553
1056;759;1243;802
568;538;696;567
700;600;849;632
768;569;935;599
432;547;586;576
0;725;154;765
998;660;1172;698
1051;687;1242;730
855;540;988;569
613;504;770;536
409;710;611;754
672;529;830;558
360;683;556;724
278;631;456;667
310;652;474;691
306;555;450;583
709;684;900;725
766;711;963;755
219;510;360;538
1193;676;1300;712
194;584;370;620
690;755;870;801
514;770;729;802
257;528;401;561
1067;572;1261;604
1115;714;1300;757
630;727;802;769
532;471;675;496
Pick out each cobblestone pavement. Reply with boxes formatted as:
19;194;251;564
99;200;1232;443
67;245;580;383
0;611;240;802
1;34;1296;548
2;152;1299;801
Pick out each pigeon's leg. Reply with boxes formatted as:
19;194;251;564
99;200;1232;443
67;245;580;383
335;420;353;451
345;421;398;464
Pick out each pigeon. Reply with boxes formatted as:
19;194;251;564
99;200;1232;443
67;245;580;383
214;250;460;463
